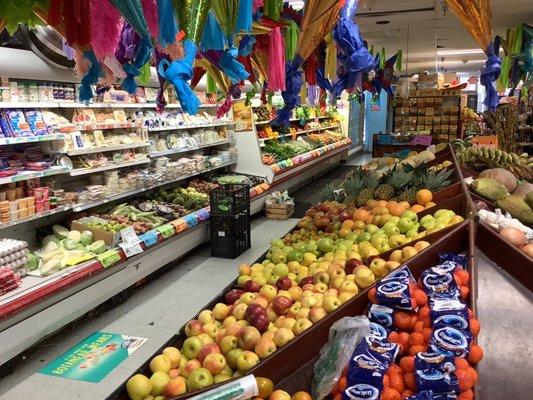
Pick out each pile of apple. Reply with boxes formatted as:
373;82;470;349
124;204;463;400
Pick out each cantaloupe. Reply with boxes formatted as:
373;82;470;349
479;168;517;192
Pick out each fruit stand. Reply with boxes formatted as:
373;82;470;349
105;143;509;400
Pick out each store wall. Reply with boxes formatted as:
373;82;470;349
364;90;388;152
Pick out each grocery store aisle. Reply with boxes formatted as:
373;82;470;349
0;217;298;400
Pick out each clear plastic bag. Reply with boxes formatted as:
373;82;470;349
312;316;371;400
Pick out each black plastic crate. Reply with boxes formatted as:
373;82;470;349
210;230;251;259
210;210;250;238
209;184;250;216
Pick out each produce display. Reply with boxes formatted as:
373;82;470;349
123;194;464;397
454;139;533;181
326;256;481;400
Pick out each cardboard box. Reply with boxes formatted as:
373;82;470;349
71;216;121;246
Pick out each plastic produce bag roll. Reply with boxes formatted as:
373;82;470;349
185;375;258;400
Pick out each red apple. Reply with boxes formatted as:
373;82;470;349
248;312;270;333
276;277;293;291
339;210;351;222
299;276;314;288
184;320;203;337
242;280;261;293
245;303;266;320
225;289;245;305
344;258;364;274
237;326;261;350
272;296;293;315
197;343;220;364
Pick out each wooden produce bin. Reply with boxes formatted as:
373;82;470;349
266;203;294;220
109;196;473;400
475;221;533;292
260;221;479;397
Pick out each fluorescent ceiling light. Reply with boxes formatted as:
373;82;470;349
436;49;485;56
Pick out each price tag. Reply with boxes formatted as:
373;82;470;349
195;208;210;222
171;219;188;233
139;230;159;247
119;241;144;257
97;249;122;268
156;224;175;239
120;226;139;244
183;213;198;227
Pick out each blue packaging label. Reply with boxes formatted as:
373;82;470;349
367;304;394;331
376;277;413;310
415;352;459;394
343;383;381;400
429;299;469;331
139;231;158;247
430;326;471;358
439;253;468;268
368;322;388;340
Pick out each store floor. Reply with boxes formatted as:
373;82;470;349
0;155;531;400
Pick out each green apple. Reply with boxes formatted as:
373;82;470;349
294;242;306;252
150;371;171;396
225;348;244;369
420;215;435;225
302;252;317;266
364;224;379;234
388;234;407;248
286;251;303;263
306;242;319;256
186;368;214;391
346;232;358;242
398;217;416;234
354;266;375;288
357;232;372;243
406;225;420;239
382;222;400;237
421;219;436;230
376;242;390;253
401;210;418;222
273;263;289;277
182;337;203;360
318;238;335;253
126;374;152;400
271;239;285;249
370;233;388;248
369;258;388;278
282;246;294;255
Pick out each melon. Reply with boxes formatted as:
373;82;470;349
479;168;517;192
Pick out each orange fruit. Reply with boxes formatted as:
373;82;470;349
389;204;405;217
388;363;402;376
408;344;428;355
416;189;433;206
402;389;414;399
341;220;354;230
389;373;405;393
338;376;347;392
418;306;430;321
458;389;474;400
398;332;410;353
365;214;374;224
424;201;436;209
394;311;416;331
455;357;470;370
387;200;399;209
454;270;470;286
409;332;425;347
291;391;312;400
468;344;484;364
388;331;399;343
413;320;424;332
403;372;417;391
381;387;401;400
383;375;390;386
460;286;470;300
398;201;411;210
422;328;433;342
368;287;377;303
456;368;476;391
411;204;425;213
399;356;415;373
469;318;480;337
377;200;388;208
413;290;428;307
256;377;274;398
333;394;342;400
353;209;369;222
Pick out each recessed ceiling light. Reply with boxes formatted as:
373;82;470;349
376;20;390;25
436;49;485;56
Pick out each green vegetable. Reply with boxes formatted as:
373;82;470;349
87;240;106;254
63;239;78;250
67;230;82;242
42;235;60;247
52;225;70;239
41;259;60;276
26;253;39;271
79;232;94;246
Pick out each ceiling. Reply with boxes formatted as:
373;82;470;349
353;0;533;75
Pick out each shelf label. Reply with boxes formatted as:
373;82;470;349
119;241;143;257
97;249;122;268
171;218;188;233
183;213;198;227
156;224;175;239
139;230;159;247
195;208;210;222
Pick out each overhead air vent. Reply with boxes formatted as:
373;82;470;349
20;25;74;70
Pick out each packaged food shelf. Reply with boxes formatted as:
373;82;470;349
148;139;235;158
0;102;219;109
0;166;70;184
69;159;150;176
76;122;143;131
63;142;149;156
0;134;66;146
147;121;234;132
258;125;341;143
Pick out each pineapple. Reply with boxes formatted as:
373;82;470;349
319;182;338;202
415;168;454;192
343;177;364;205
397;187;418;205
356;173;379;206
374;168;414;200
